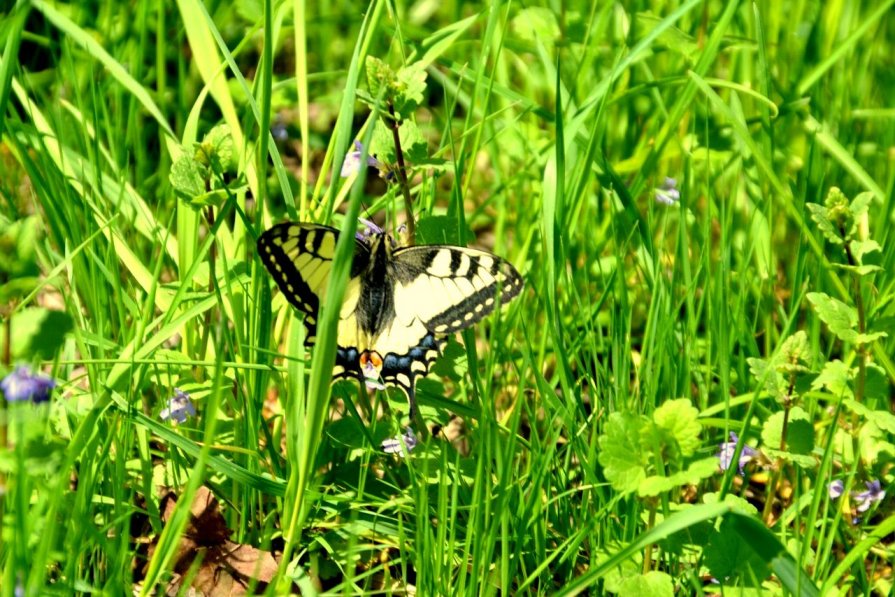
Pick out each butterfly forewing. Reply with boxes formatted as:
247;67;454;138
257;223;369;345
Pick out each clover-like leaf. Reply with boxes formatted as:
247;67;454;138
198;124;236;175
811;360;852;397
0;215;41;279
747;356;784;400
806;202;843;245
849;191;873;219
617;571;674;597
705;518;770;585
170;150;208;200
761;407;814;455
778;330;812;372
858;420;895;464
807;292;859;343
365;56;396;103
653;398;701;457
597;413;649;492
393;62;427;117
637;458;717;497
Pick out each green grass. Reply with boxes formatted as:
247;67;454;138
1;0;894;594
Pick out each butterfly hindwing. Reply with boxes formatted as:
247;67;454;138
391;245;524;335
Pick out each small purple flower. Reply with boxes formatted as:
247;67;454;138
1;365;56;404
160;388;196;424
828;479;844;500
356;217;385;244
654;176;680;206
382;427;418;457
340;140;383;177
271;121;289;142
854;480;885;513
717;432;757;473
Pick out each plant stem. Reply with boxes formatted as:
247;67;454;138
387;102;416;245
198;206;217;378
763;374;796;523
643;501;657;574
2;311;10;368
842;240;866;404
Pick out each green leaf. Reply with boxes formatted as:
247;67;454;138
858;420;895;463
617;571;674;597
430;337;467;381
602;557;640;594
653;398;701;457
369;119;427;165
0;277;41;304
170;152;207;200
703;491;759;517
598;413;649;492
393;61;427;117
364;56;396;103
747;356;783;400
811;359;852;397
727;512;820;596
638;458;717;497
396;120;427;163
511;7;560;44
415;215;464;245
807;292;859;343
849;238;881;263
199;123;236;174
849;191;873;219
0;307;73;361
778;331;812;372
806;202;843;245
705;518;770;585
864;362;889;402
761;407;814;455
0;215;41;278
844;399;895;435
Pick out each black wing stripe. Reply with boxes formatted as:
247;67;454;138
257;223;371;344
425;271;522;334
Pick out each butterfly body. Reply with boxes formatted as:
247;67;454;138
258;222;522;418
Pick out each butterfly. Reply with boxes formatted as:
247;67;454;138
257;222;523;419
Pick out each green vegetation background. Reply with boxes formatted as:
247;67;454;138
0;0;893;594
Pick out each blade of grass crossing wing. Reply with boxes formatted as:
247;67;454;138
278;3;384;577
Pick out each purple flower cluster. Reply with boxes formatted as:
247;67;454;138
341;140;384;178
1;365;56;404
829;479;886;515
716;432;757;473
654;177;681;206
381;427;418;457
160;388;196;424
